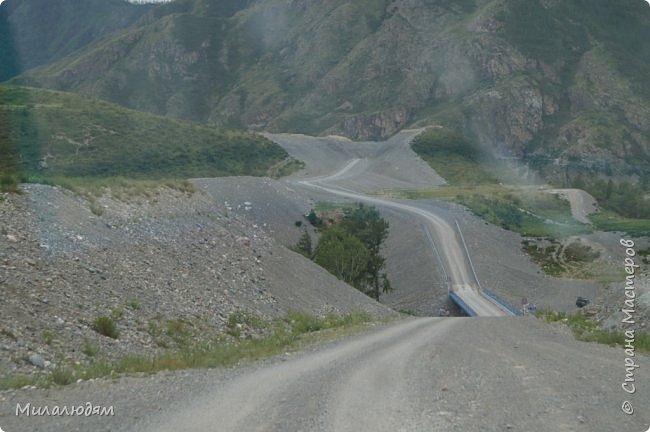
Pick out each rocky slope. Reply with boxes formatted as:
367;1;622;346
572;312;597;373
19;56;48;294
0;184;391;378
10;0;650;182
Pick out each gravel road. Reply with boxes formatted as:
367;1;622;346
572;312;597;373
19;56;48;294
114;317;650;432
4;317;645;431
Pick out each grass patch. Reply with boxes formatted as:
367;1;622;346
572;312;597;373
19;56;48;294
419;152;498;186
30;176;200;204
410;127;498;186
0;326;17;341
166;320;193;345
0;312;381;390
522;240;566;276
0;374;46;390
226;311;267;338
521;239;601;277
521;238;624;281
89;200;104;216
380;184;590;238
0;173;20;193
537;310;650;353
589;210;650;237
111;308;123;322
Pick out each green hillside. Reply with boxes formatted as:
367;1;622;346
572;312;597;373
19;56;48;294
0;85;291;190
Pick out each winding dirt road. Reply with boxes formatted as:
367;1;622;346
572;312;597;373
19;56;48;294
295;158;511;317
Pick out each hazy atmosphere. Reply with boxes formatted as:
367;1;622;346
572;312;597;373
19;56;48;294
0;0;649;431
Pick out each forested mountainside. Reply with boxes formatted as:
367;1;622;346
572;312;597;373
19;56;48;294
0;0;153;81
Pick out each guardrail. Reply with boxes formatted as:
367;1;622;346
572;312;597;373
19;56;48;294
481;287;522;316
453;218;519;317
449;292;477;317
421;217;521;317
454;219;482;289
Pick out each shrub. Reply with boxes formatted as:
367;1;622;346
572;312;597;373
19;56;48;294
306;210;322;227
294;229;313;258
0;173;19;193
89;201;104;216
82;339;100;357
50;367;75;385
166;320;191;342
92;316;119;339
111;308;123;321
127;298;141;311
41;330;55;345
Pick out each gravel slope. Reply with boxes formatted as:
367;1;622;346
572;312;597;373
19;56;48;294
0;184;391;378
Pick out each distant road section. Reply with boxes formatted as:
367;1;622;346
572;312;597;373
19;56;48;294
546;188;598;224
296;159;511;317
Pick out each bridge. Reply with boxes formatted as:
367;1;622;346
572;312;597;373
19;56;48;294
425;220;520;317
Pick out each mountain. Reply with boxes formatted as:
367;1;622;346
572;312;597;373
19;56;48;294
0;0;153;81
9;0;650;182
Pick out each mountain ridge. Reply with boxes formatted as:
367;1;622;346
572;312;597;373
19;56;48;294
5;0;650;184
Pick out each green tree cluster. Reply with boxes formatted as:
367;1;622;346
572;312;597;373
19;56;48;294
411;128;480;161
312;204;392;300
584;179;650;219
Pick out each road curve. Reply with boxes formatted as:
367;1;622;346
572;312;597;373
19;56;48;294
295;159;510;317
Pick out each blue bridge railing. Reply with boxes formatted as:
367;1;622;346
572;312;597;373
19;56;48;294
449;291;477;317
481;287;522;316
